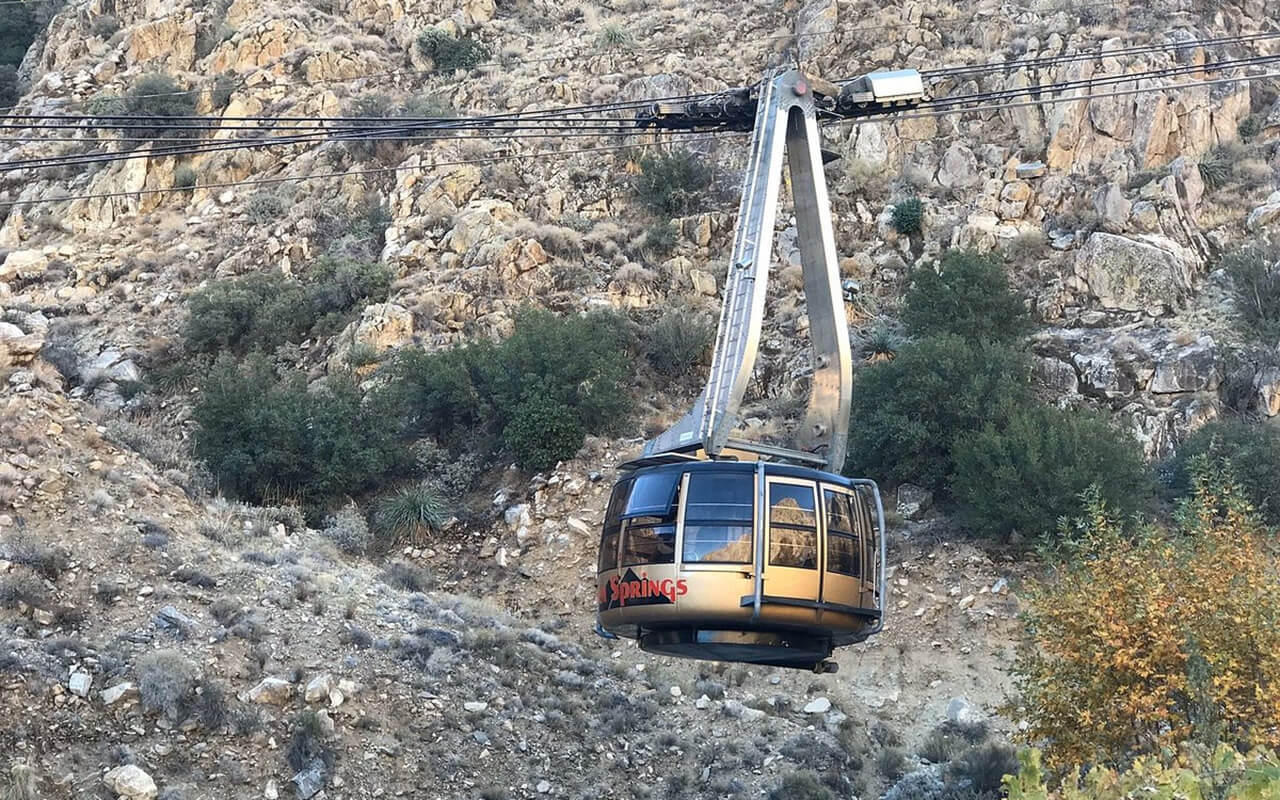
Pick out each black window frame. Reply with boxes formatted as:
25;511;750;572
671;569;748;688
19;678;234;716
681;471;755;565
767;482;819;570
823;489;862;578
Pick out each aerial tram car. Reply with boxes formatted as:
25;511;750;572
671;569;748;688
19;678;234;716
596;67;925;673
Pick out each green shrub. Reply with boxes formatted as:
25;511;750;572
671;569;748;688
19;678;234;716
416;27;489;73
504;392;586;471
948;742;1018;795
596;22;632;51
845;336;1032;492
173;165;197;189
902;249;1030;343
0;64;19;107
891;197;924;235
646;308;715;378
116;73;201;140
137;650;198;720
211;73;236;108
1238;115;1263;143
1223;238;1280;343
952;405;1149;540
1198;145;1234;191
1165;418;1280;526
633;149;713;216
853;320;904;361
768;771;833;800
396;308;631;467
642;220;679;257
372;482;448;548
193;356;407;504
183;258;391;355
244;191;286;223
322;504;371;554
0;3;43;66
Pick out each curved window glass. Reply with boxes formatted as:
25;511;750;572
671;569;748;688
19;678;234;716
598;480;629;572
682;472;754;564
824;489;862;578
620;473;680;567
769;483;817;569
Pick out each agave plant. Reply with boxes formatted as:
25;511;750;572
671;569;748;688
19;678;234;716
373;483;449;549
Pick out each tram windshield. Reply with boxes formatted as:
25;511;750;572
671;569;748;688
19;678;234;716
683;472;753;563
600;471;682;571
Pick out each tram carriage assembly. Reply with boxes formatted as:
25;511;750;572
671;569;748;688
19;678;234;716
596;66;919;673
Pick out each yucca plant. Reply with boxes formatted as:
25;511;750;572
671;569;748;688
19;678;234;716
373;482;448;549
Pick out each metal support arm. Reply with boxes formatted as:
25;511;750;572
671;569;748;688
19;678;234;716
642;69;852;471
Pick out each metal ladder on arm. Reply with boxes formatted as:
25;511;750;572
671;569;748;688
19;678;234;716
642;68;852;473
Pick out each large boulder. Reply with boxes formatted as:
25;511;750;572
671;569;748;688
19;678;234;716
327;303;414;372
937;143;979;189
103;765;157;800
1075;233;1198;315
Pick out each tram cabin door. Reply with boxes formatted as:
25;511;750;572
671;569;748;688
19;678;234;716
763;477;821;605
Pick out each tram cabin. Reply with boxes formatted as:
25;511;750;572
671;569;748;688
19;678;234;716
839;69;926;109
596;459;885;672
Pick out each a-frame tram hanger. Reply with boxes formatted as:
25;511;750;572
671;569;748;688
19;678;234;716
594;66;924;672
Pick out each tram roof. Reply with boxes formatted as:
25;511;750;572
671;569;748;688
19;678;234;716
617;457;859;488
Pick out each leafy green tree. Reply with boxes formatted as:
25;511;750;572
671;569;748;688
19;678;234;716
503;391;586;471
845;335;1032;492
633;149;713;216
193;356;405;504
950;403;1150;540
902;249;1030;343
1165;418;1280;525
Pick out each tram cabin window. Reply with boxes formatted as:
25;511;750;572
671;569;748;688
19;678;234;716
598;481;628;572
824;489;861;578
769;483;818;569
854;488;878;576
682;472;754;564
618;471;681;567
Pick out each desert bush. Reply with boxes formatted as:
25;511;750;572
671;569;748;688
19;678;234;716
769;771;833;800
503;392;586;471
596;22;632;51
1164;418;1280;526
891;197;924;235
1238;114;1263;143
1222;237;1280;344
286;710;336;773
950;404;1149;541
633;149;713;216
184;257;391;355
173;165;197;189
410;439;483;496
211;73;236;108
0;65;19;107
1003;745;1280;798
845;336;1032;492
193;356;407;504
372;483;447;549
137;650;199;720
396;307;632;459
0;532;69;580
416;27;488;72
646;307;715;378
853;320;904;361
379;562;433;592
641;220;678;257
1198;144;1235;191
1010;463;1280;769
244;191;286;223
0;572;47;609
948;742;1018;795
113;74;201;140
321;504;371;554
902;249;1030;344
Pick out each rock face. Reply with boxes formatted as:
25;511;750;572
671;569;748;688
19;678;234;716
242;677;294;705
1075;233;1198;315
327;303;414;371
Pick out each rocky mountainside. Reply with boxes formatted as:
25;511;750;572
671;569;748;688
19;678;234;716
1;0;1279;798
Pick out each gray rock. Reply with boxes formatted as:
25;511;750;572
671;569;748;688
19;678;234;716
946;696;985;727
290;766;325;799
103;765;158;800
101;681;137;705
803;697;832;714
937;143;979;189
463;701;488;713
242;677;294;706
1148;337;1217;394
68;670;92;698
896;484;933;520
1093;183;1131;232
1076;232;1197;315
883;770;945;800
1254;365;1280;417
1015;161;1047;179
154;605;198;632
536;780;551;794
304;674;337;704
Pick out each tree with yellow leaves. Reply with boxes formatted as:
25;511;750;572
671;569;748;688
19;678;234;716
1010;457;1280;771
